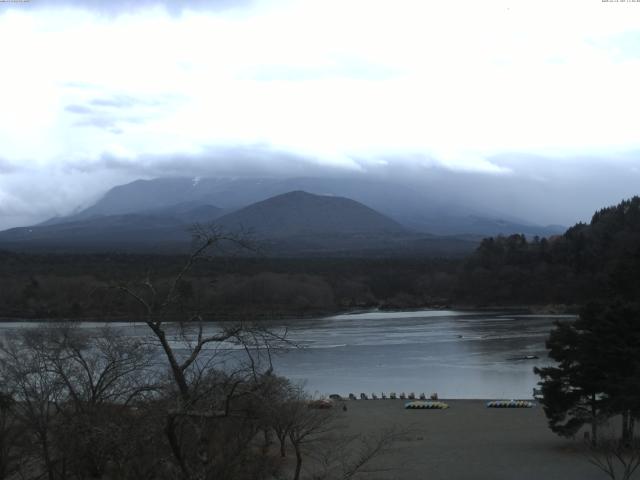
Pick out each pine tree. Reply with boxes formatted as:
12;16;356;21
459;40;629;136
535;316;608;444
535;301;640;445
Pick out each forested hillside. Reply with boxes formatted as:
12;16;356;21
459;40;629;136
457;196;640;305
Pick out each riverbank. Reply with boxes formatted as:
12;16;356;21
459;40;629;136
325;399;602;480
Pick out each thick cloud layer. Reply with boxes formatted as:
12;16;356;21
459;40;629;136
0;0;638;230
1;151;639;231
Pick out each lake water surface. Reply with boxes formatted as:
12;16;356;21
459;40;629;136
267;310;571;399
0;310;573;399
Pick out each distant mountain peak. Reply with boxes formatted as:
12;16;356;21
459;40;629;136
216;190;407;237
3;176;562;254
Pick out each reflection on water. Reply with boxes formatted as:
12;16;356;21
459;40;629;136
0;310;574;399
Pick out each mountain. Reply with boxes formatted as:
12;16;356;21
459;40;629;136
216;191;406;237
0;202;225;253
428;215;564;238
47;176;562;237
140;202;224;223
211;191;425;255
0;189;478;256
0;173;564;255
226;191;481;257
0;214;189;252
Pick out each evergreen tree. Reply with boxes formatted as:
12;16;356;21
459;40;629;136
534;315;609;444
582;302;640;443
535;301;640;444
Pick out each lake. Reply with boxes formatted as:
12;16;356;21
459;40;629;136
0;310;572;399
269;310;571;399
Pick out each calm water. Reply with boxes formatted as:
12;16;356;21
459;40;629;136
268;310;572;399
0;310;573;399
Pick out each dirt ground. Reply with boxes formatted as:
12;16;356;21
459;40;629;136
321;399;613;480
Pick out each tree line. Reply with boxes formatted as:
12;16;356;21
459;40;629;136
460;196;640;305
5;196;640;320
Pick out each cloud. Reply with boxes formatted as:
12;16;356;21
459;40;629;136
2;0;639;169
66;96;158;114
62;93;177;134
0;0;254;17
0;147;639;231
243;57;399;82
55;147;640;225
65;106;143;133
89;95;158;108
0;0;638;229
64;145;362;177
64;104;93;114
0;158;21;174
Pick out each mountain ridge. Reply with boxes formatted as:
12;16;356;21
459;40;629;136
0;176;566;256
0;189;478;256
46;176;563;237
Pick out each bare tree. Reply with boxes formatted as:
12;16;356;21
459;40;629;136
114;225;290;479
286;394;338;480
0;392;20;480
115;225;274;402
0;330;67;480
0;324;158;480
257;375;299;459
35;325;157;410
311;427;406;480
272;387;405;480
585;435;640;480
45;325;157;479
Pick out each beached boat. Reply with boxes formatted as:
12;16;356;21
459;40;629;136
486;400;534;408
405;401;449;409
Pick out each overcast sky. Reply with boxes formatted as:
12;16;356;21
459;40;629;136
1;0;640;229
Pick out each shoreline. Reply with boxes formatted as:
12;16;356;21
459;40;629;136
0;303;579;323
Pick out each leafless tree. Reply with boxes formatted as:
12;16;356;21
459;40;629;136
0;391;21;480
310;426;406;480
284;393;339;480
269;385;300;459
35;325;157;409
0;330;67;480
115;224;290;479
272;386;405;480
0;324;158;480
585;431;640;480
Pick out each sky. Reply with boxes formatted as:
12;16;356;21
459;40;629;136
1;0;640;229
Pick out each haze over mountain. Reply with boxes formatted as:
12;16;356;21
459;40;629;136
0;176;566;256
0;195;415;256
41;176;564;236
0;185;435;255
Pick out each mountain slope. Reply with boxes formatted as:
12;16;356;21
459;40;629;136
0;190;479;256
0;214;190;252
0;202;225;253
216;190;406;237
51;176;562;237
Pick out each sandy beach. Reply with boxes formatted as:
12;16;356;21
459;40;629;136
328;399;605;480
